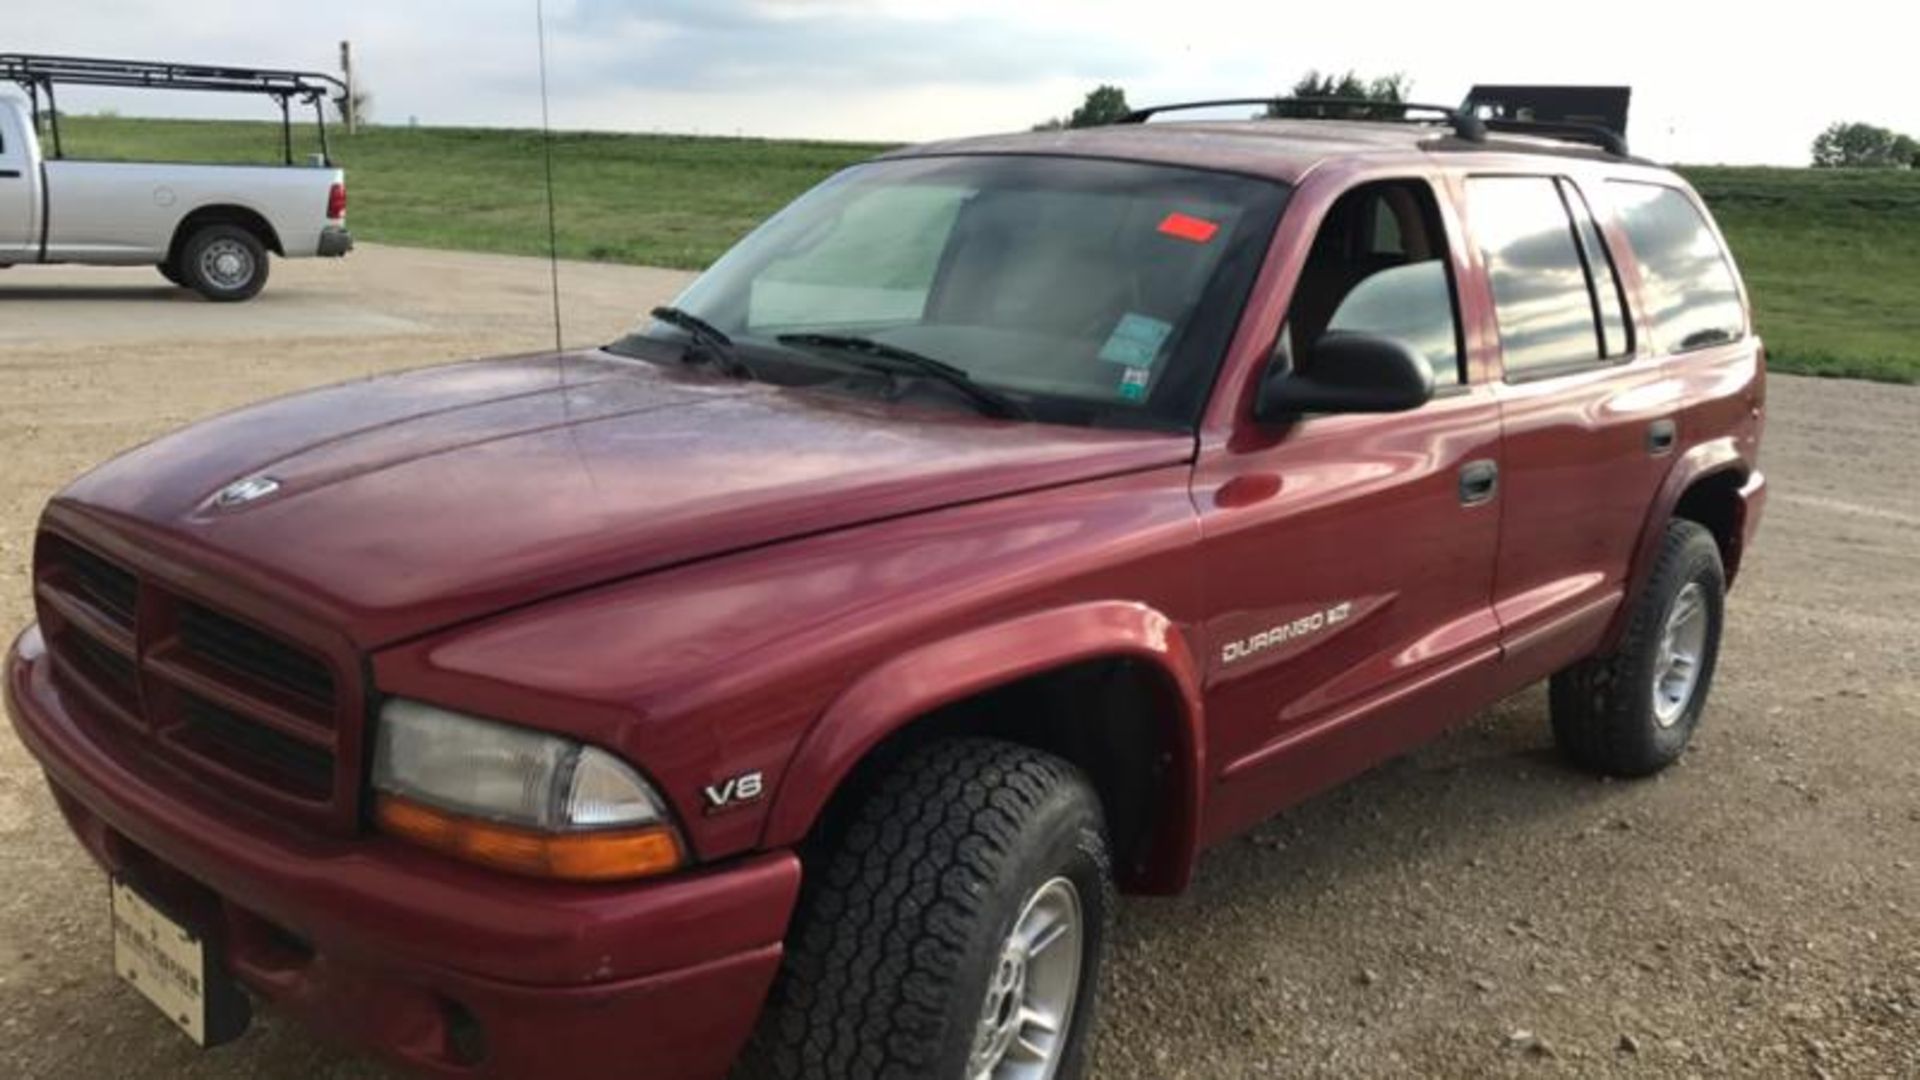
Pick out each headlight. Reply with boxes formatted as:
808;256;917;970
371;699;684;881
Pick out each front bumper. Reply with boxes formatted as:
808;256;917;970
6;624;797;1079
318;226;354;257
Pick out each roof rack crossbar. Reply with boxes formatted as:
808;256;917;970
0;53;346;165
1480;117;1630;156
1121;96;1489;143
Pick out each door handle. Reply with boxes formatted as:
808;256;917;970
1459;459;1499;506
0;169;22;179
1648;418;1677;455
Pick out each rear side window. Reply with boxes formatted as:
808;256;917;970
1466;176;1606;377
1608;182;1745;352
1561;181;1632;359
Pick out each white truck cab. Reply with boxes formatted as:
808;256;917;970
0;54;351;301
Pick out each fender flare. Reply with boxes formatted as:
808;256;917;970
760;601;1208;892
1601;436;1751;651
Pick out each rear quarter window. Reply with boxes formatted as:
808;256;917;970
1607;181;1746;353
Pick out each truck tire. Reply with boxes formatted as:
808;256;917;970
156;260;187;287
1551;519;1725;777
180;223;269;302
740;739;1113;1080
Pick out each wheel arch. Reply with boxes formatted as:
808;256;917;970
1603;437;1753;651
168;203;285;263
761;601;1208;895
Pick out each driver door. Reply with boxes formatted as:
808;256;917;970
0;106;36;261
1193;175;1507;840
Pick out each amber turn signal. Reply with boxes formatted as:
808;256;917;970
376;794;685;882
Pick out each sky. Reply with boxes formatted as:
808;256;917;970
8;0;1917;165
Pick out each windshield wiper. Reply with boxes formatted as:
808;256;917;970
650;306;755;380
776;332;1029;420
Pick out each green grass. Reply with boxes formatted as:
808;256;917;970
50;116;1920;383
55;116;887;269
1681;166;1920;383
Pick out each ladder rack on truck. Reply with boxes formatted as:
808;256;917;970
0;53;347;165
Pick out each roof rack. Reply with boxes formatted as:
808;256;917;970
1121;96;1489;143
0;53;346;165
1122;95;1633;157
1480;117;1629;157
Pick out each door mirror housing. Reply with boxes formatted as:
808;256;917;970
1255;331;1436;423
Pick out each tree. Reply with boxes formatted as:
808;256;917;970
1267;70;1409;119
1033;84;1131;132
1811;121;1916;168
1068;84;1132;128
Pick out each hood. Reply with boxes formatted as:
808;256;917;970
56;351;1193;646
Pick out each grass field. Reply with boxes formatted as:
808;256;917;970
51;116;1920;383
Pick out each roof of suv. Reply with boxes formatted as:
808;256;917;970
886;117;1646;184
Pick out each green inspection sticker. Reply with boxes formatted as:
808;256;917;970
1117;365;1152;402
1098;313;1174;367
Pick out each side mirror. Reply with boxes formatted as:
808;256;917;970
1255;331;1435;423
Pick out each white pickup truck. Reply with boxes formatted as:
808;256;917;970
0;54;352;301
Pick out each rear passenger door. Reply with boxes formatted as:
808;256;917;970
1463;174;1675;679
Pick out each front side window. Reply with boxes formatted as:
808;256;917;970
621;155;1289;428
1285;180;1463;386
1466;176;1608;378
1607;181;1745;353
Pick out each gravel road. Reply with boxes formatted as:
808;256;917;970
1;246;1915;1079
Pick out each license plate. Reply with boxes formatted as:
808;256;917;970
111;878;210;1043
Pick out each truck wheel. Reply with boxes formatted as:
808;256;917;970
180;224;269;302
741;739;1113;1080
1551;519;1725;777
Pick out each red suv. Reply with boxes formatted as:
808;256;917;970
6;99;1765;1079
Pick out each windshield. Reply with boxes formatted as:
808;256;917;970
613;155;1289;428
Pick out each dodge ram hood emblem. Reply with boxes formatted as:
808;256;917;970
213;475;282;508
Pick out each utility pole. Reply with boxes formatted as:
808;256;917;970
339;40;356;135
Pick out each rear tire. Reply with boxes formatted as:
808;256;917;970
739;739;1113;1080
156;260;187;287
1551;519;1725;776
179;224;269;302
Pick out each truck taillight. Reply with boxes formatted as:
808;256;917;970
326;182;347;220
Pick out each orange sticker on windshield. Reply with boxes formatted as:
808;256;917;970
1158;212;1220;243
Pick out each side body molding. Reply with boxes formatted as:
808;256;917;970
761;601;1208;893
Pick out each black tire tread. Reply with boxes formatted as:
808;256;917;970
1551;518;1723;776
741;739;1110;1080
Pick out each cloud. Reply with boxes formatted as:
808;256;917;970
553;0;1151;93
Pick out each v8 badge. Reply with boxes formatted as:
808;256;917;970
703;770;765;813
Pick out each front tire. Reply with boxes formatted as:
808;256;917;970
1551;519;1726;776
741;739;1113;1080
179;224;269;302
156;259;187;287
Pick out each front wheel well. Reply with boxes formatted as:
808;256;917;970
798;658;1193;895
1672;469;1750;583
168;205;284;264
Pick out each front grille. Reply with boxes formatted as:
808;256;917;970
180;602;336;711
33;531;356;829
59;539;137;627
178;695;335;801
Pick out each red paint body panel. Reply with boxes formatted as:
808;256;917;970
5;122;1767;1079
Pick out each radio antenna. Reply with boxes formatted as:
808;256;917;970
534;0;563;354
